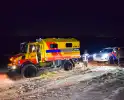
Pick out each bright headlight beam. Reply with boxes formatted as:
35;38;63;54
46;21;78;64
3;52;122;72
102;53;108;58
12;66;16;70
93;54;96;57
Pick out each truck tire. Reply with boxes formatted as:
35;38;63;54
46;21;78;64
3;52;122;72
21;64;38;78
63;60;73;71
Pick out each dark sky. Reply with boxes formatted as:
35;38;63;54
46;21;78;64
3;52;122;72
1;1;124;61
1;1;124;37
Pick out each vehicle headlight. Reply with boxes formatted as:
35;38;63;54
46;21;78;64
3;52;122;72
93;54;96;57
12;65;17;70
102;54;108;58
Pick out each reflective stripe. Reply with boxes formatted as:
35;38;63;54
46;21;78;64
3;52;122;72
61;49;72;52
61;48;80;52
46;48;80;53
46;49;61;53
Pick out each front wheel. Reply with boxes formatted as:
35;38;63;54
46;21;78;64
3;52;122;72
21;64;38;78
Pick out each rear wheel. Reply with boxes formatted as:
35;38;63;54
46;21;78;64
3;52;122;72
63;60;73;71
21;64;38;78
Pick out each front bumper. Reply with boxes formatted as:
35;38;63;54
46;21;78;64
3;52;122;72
93;59;108;62
93;57;109;62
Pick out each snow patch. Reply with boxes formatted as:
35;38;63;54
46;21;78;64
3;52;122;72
104;87;124;100
0;79;14;88
45;66;118;90
91;66;117;72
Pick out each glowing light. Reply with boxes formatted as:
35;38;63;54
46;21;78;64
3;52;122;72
93;54;96;57
13;59;16;62
102;53;108;58
10;57;13;61
12;65;16;70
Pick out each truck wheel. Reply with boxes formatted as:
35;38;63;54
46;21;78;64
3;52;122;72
64;60;73;71
21;64;38;78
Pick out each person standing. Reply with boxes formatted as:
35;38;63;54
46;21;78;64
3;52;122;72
82;50;89;68
116;48;121;67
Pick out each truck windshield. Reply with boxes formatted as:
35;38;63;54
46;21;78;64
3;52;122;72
20;43;28;53
101;49;113;53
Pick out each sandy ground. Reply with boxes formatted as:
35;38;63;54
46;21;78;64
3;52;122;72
0;62;124;100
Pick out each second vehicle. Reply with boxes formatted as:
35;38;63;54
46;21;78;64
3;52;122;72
93;47;124;64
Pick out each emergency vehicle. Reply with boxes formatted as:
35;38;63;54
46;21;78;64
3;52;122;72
8;38;80;77
93;47;124;64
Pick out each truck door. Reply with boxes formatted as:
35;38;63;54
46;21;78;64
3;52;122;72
28;44;38;64
36;44;41;63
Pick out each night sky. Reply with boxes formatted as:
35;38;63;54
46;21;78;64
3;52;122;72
1;1;124;37
0;1;124;60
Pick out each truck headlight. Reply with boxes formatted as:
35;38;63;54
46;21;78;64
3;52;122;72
12;65;17;70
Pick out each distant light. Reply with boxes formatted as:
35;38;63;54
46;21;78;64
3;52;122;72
36;38;42;42
39;38;42;41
